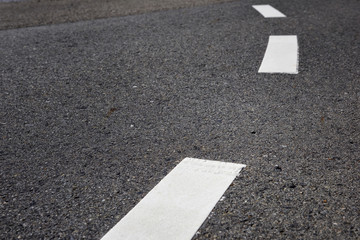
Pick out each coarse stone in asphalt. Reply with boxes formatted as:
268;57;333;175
1;0;359;239
0;0;235;30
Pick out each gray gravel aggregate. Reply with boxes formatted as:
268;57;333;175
1;0;359;239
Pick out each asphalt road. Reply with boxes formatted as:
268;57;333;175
1;0;359;239
0;0;235;30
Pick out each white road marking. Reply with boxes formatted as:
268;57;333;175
252;4;286;18
101;157;246;240
258;35;299;74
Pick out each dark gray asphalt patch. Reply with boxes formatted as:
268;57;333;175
1;0;359;239
0;0;235;30
0;0;28;2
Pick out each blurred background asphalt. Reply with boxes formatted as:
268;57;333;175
0;0;235;30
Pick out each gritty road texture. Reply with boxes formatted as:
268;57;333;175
1;0;360;239
0;0;235;30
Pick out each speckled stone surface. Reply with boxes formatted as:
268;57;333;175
1;0;359;239
0;0;235;30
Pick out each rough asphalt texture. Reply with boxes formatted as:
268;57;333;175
0;0;235;30
1;0;359;239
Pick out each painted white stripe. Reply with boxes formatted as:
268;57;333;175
259;35;298;74
252;5;286;18
101;158;246;240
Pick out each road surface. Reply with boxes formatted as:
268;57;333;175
1;0;359;239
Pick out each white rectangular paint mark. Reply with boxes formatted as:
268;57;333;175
259;35;299;74
101;157;246;240
252;4;286;18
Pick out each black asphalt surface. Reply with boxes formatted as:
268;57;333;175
1;0;359;239
0;0;235;30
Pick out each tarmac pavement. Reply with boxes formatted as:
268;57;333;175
1;0;359;239
0;0;235;30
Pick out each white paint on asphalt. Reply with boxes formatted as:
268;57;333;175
252;5;286;18
101;157;246;240
259;35;298;74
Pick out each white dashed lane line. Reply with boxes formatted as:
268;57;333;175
102;4;296;240
252;4;286;18
101;158;246;240
259;35;299;74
